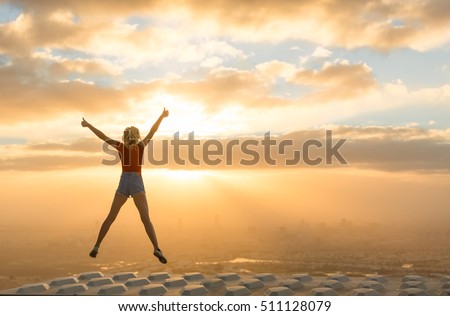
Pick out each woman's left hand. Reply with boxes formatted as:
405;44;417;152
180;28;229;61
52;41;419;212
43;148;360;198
81;117;89;127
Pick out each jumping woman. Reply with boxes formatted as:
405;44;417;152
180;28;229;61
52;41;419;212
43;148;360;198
81;108;169;264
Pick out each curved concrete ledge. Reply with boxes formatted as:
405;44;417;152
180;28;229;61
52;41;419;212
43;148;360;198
399;288;429;296
400;281;427;290
16;283;50;294
266;287;294;296
310;287;337;296
164;277;188;288
279;279;304;290
255;273;276;283
326;273;350;282
401;275;426;283
357;281;385;292
56;284;88;295
87;277;114;287
113;272;137;282
319;280;345;290
225;286;251;296
97;284;127;295
183;273;205;281
217;273;240;282
49;277;79;287
290;274;313;282
148;272;171;281
201;278;226;289
352;288;380;296
239;279;264;290
124;278;151;287
139;284;168;296
181;285;209;296
365;274;388;283
78;271;104;280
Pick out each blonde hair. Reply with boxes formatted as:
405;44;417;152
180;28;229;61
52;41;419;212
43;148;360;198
123;126;141;149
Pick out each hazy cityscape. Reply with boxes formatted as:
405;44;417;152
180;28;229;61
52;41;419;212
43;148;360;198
1;219;449;291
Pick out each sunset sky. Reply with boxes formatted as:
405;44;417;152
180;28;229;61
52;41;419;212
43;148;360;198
1;0;450;229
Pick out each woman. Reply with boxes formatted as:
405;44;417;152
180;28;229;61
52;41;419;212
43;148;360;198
81;108;169;264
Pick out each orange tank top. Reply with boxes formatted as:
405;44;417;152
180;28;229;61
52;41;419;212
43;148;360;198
114;142;144;173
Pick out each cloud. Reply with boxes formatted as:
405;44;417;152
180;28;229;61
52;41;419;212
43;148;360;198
0;137;27;145
0;8;247;70
160;60;377;110
0;154;101;171
0;11;185;66
4;0;450;52
3;49;450;127
328;126;450;171
31;50;123;76
177;40;247;64
181;0;450;50
163;67;286;110
2;125;449;172
0;60;156;123
0;55;396;125
4;0;168;15
255;60;296;80
289;60;376;102
27;137;102;152
280;126;450;172
312;47;332;58
1;59;278;123
201;56;223;68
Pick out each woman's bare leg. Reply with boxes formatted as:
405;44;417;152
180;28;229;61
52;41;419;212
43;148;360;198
132;192;167;263
132;192;159;249
90;192;128;257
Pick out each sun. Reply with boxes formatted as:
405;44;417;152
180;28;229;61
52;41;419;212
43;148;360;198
137;93;245;137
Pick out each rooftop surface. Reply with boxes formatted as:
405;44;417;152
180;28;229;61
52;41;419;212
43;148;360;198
1;272;449;296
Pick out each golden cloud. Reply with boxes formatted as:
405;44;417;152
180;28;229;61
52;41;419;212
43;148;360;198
3;0;450;51
290;61;377;102
27;137;102;152
2;126;449;172
1;57;377;123
0;154;99;171
0;62;134;123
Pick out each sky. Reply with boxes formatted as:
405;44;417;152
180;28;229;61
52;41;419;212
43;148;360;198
1;0;450;229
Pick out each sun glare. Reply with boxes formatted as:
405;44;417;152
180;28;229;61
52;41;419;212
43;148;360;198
138;94;246;137
149;169;212;180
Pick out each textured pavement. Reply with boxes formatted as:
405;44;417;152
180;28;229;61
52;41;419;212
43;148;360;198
1;272;449;296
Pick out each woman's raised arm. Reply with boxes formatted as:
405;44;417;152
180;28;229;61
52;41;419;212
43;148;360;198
82;117;118;146
140;108;169;146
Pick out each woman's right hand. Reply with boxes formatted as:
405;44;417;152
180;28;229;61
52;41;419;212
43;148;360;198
81;117;89;127
161;107;169;118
